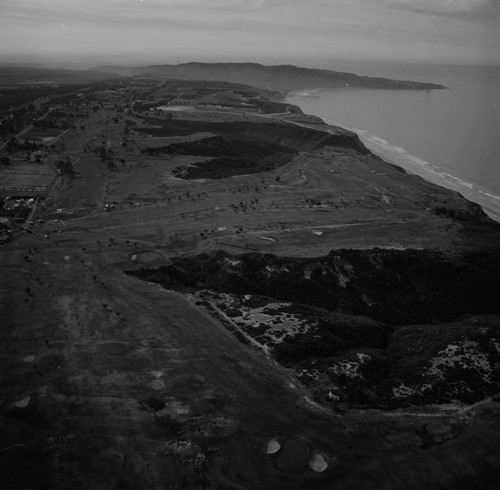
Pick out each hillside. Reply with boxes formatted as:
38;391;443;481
94;62;446;92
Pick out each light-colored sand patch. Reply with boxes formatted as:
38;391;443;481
427;341;492;383
15;395;31;408
393;383;419;398
309;453;328;472
224;258;241;267
312;230;323;236
331;353;371;380
239;303;313;344
157;105;195;112
214;293;315;346
392;339;498;400
266;439;281;454
22;355;35;363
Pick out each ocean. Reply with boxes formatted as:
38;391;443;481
286;62;500;222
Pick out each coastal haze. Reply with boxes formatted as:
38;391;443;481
1;1;500;489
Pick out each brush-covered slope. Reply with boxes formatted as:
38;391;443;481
129;247;500;408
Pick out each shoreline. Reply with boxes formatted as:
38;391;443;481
286;90;500;224
351;127;500;223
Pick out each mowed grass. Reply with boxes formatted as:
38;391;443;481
0;161;55;195
79;141;465;259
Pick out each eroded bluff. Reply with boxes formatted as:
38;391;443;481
128;249;500;408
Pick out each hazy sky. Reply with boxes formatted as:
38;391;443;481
1;0;498;67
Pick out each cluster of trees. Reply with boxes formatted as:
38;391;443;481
5;137;42;153
5;137;17;152
0;119;17;136
56;159;74;176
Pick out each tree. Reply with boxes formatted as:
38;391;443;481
6;137;17;153
99;146;107;162
56;160;74;176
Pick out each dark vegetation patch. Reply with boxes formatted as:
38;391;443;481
144;136;297;179
251;99;303;114
128;248;500;325
0;84;87;110
377;319;500;405
140;396;165;412
274;311;391;363
434;202;491;222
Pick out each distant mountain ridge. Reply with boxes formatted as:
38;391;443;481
0;64;119;85
93;62;446;92
0;61;445;92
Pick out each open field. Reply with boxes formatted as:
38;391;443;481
44;144;479;257
1;81;500;489
0;161;55;197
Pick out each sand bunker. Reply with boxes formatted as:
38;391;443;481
266;439;281;454
309;453;328;472
157;105;196;112
22;355;35;363
15;395;31;408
